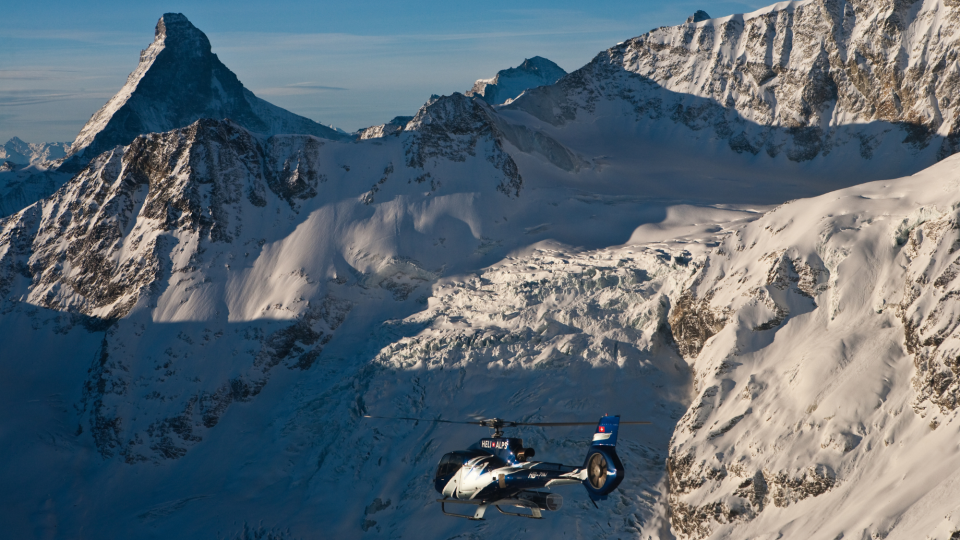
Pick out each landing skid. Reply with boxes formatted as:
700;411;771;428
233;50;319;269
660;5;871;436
495;502;542;519
438;499;488;520
437;498;544;520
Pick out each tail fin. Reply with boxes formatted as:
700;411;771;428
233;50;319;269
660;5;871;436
591;414;620;446
582;415;625;500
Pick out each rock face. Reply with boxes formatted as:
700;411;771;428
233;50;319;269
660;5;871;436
509;0;960;165
466;56;567;105
896;208;960;414
404;93;522;197
64;13;345;170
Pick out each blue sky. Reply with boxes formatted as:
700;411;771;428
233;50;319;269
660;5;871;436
0;0;771;143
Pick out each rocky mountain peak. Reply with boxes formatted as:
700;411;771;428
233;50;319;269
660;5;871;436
515;56;564;77
63;13;344;171
686;9;711;23
154;13;212;58
466;56;567;105
357;115;414;140
406;92;486;134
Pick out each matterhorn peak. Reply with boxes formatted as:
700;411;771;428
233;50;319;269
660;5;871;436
153;13;212;57
63;13;345;170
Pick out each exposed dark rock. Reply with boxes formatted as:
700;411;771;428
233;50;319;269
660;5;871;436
669;290;728;359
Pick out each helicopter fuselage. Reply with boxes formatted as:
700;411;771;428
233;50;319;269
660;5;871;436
434;437;585;503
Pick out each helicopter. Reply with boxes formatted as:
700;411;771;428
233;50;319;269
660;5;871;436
363;414;649;520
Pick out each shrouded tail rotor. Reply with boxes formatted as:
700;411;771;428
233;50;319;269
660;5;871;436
587;452;609;489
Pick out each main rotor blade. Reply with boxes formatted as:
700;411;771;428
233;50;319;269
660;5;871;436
363;415;652;427
362;415;483;425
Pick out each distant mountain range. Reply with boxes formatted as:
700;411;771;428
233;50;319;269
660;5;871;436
0;137;70;167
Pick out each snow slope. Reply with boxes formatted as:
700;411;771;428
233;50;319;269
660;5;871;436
656;154;960;539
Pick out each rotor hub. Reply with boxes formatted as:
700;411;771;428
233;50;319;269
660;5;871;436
480;417;515;438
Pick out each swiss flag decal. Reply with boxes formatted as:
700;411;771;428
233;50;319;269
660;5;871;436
598;426;605;433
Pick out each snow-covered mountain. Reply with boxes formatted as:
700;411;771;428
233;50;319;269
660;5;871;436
0;137;70;166
5;126;960;537
5;2;960;539
0;13;347;220
63;13;346;171
500;0;960;184
466;56;567;105
358;115;415;140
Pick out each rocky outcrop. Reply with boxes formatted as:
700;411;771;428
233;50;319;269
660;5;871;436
1;120;331;319
895;210;960;413
686;10;711;24
404;93;522;197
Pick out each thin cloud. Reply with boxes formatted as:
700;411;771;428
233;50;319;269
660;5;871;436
0;69;85;81
1;28;144;46
286;82;348;91
254;82;349;96
0;90;111;107
0;93;76;106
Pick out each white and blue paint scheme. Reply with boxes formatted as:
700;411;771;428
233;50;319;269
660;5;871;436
432;415;627;520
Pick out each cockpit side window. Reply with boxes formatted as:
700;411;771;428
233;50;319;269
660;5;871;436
435;453;461;478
